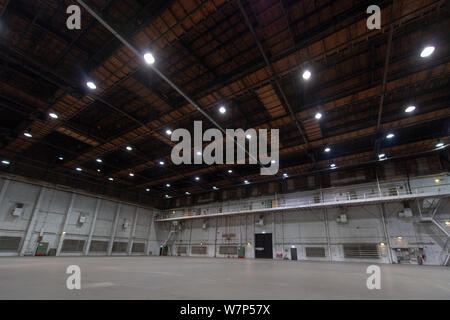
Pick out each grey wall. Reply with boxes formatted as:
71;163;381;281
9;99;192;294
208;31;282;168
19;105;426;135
1;172;449;266
158;174;450;265
0;176;160;256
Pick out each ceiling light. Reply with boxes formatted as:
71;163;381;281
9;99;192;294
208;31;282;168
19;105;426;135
24;132;32;138
271;160;276;164
420;46;435;58
219;106;226;114
1;160;10;165
49;112;58;119
315;112;322;120
165;194;170;198
228;169;233;173
166;183;170;187
146;188;150;192
108;177;114;181
76;167;82;172
196;151;202;156
246;134;252;140
144;52;155;64
397;237;402;240
86;81;97;90
302;70;311;80
405;105;416;113
165;129;172;135
185;191;190;195
244;180;249;184
58;157;64;160
386;133;395;139
435;141;444;148
159;161;165;165
380;243;385;247
283;173;288;178
97;169;101;172
213;186;218;190
129;173;134;177
330;163;336;168
434;178;441;183
378;153;386;159
445;221;450;226
324;147;331;152
126;146;133;151
195;176;200;181
96;158;102;163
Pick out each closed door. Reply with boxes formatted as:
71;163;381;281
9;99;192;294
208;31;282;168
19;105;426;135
255;233;273;259
290;247;298;260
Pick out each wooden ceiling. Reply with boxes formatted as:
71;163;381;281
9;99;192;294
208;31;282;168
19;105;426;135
0;0;448;207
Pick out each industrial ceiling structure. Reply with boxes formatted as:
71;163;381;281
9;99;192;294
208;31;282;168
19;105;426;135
0;0;448;208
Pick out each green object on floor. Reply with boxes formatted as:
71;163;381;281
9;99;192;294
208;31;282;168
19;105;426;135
238;246;245;258
35;242;49;256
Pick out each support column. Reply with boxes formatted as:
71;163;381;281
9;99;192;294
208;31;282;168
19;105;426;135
213;216;218;257
323;208;332;262
0;179;10;206
84;198;101;255
20;187;46;256
107;203;122;256
272;211;275;258
56;193;76;256
380;203;393;263
281;212;284;254
188;220;193;256
127;207;139;255
145;211;155;256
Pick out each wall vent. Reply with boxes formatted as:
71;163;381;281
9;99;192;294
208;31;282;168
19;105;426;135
112;242;127;253
191;246;207;254
131;242;145;253
61;239;85;252
343;244;379;259
219;246;238;255
89;240;108;252
177;246;187;254
0;236;21;252
305;247;326;257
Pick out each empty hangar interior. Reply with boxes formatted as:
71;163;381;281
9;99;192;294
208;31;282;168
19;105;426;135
0;0;449;299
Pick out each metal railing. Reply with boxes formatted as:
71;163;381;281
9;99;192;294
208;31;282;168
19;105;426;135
157;177;450;221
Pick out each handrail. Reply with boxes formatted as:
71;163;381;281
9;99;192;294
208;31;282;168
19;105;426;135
156;188;450;222
158;175;450;220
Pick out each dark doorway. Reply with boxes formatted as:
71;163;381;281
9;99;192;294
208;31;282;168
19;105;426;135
159;246;168;256
290;247;298;260
255;233;273;259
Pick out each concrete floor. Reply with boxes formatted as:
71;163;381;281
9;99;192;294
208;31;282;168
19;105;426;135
0;256;449;299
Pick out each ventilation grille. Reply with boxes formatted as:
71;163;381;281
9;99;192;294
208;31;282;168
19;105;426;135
131;242;145;253
61;239;85;252
343;244;379;259
112;242;127;252
305;247;326;257
177;246;187;254
219;246;238;255
89;240;108;252
388;188;398;196
191;246;207;254
0;236;21;252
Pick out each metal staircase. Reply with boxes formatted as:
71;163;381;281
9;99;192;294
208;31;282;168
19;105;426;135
417;198;449;266
441;240;450;266
161;221;180;255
